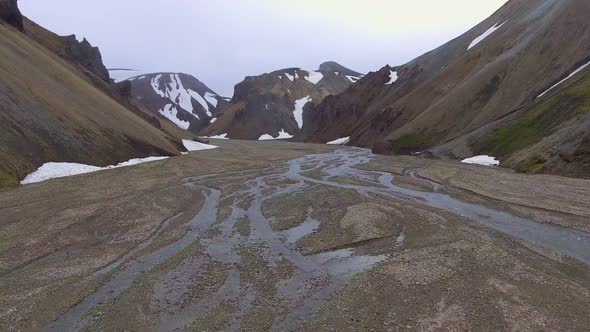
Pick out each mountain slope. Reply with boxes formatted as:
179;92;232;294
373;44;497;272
110;70;229;133
0;0;22;31
303;0;590;178
0;6;190;187
23;18;110;82
202;62;362;140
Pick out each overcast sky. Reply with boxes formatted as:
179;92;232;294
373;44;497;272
21;0;507;96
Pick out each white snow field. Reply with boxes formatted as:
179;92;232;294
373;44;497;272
293;96;312;129
461;155;500;166
537;61;590;98
151;74;218;123
258;129;294;141
346;75;360;82
304;70;324;84
204;92;219;107
386;70;398;85
327;137;351;145
159;104;190;130
206;134;229;139
467;21;508;50
21;157;170;185
182;140;219;151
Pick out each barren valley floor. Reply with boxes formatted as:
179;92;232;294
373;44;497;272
1;140;589;331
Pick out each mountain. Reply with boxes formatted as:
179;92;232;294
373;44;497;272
201;61;363;140
0;2;193;187
303;0;590;179
24;18;110;83
109;70;229;133
0;0;22;31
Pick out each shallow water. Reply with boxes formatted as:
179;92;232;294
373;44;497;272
289;148;590;266
43;147;590;331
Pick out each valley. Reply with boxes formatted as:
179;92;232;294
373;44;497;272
1;140;589;331
2;0;590;330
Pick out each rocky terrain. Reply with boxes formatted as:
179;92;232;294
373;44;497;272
303;0;590;179
201;61;362;140
2;1;590;330
23;18;110;82
1;140;589;331
0;2;195;187
109;71;230;133
0;0;22;31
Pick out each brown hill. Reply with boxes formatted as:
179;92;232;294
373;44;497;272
303;0;590;178
202;62;362;140
0;6;192;187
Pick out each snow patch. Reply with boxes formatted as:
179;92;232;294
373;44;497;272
537;61;590;98
386;70;398;85
188;89;210;117
346;75;359;83
21;157;170;185
159;104;190;130
285;73;295;81
182;140;218;151
152;74;215;118
151;74;166;98
204;92;219;107
304;70;324;84
168;74;196;114
461;155;500;166
327;137;351;145
467;21;508;50
293;96;312;129
208;133;229;139
258;129;293;141
210;117;217;123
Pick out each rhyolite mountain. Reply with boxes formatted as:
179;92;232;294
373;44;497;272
110;70;230;133
24;18;110;82
0;0;22;31
0;1;194;187
201;62;363;140
303;0;590;179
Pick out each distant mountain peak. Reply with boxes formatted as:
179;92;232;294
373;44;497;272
318;61;362;77
108;70;228;133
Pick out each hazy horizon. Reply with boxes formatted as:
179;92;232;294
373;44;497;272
21;0;508;96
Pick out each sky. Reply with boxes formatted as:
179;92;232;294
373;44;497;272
21;0;508;96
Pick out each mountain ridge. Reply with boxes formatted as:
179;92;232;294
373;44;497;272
0;2;194;187
202;61;363;140
303;0;590;179
109;70;230;133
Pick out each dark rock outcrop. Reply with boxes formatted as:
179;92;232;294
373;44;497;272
318;61;362;77
0;0;23;31
114;80;132;98
62;35;111;82
23;18;111;83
